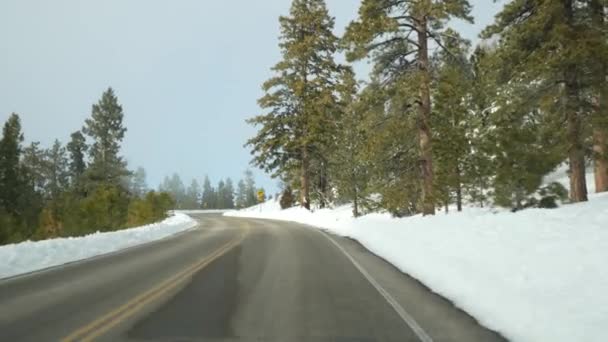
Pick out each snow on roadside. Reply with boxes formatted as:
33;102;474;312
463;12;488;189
0;213;198;280
225;192;608;342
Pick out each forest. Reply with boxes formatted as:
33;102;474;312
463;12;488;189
247;0;608;217
158;170;264;210
0;88;175;245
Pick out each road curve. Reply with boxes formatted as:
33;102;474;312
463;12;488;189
0;214;506;342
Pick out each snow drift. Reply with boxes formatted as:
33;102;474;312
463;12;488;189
0;212;198;280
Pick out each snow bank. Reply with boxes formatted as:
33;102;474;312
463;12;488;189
0;213;198;280
225;194;608;342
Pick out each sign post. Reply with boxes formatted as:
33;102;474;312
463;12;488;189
257;189;265;212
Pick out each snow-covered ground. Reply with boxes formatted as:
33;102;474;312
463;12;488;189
225;171;608;342
0;213;198;280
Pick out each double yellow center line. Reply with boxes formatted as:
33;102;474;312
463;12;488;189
62;229;247;342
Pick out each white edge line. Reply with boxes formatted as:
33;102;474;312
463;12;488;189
318;230;434;342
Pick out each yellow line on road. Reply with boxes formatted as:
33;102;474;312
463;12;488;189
62;228;247;342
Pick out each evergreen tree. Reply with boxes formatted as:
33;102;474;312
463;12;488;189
235;179;248;209
464;47;495;208
159;175;170;192
44;140;69;202
130;167;148;198
246;0;342;210
66;130;87;190
201;175;216;209
432;30;473;212
343;0;473;215
243;169;257;207
468;44;564;209
185;179;201;209
21;142;47;194
0;114;28;243
361;81;423;216
329;68;369;216
83;87;129;187
589;0;608;193
166;173;186;209
0;114;25;216
216;179;227;209
482;0;592;202
223;178;235;209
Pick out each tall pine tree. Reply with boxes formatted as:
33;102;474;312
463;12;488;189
83;87;129;188
66;130;88;190
343;0;473;215
482;0;592;202
247;0;341;210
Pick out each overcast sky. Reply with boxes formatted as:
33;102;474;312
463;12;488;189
0;1;504;193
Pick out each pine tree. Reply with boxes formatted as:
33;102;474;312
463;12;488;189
223;178;235;209
360;80;422;216
0;114;24;213
66;130;88;190
0;114;44;241
235;179;248;209
482;0;592;202
21;142;47;194
343;0;473;215
246;0;342;210
166;173;186;209
589;0;608;193
432;30;473;212
329;68;369;217
243;169;257;207
465;47;495;208
216;180;227;209
130;167;148;198
83;87;129;188
201;175;216;209
45;140;69;202
185;179;201;209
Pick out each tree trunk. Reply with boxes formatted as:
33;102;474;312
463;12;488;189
594;129;608;192
590;0;608;193
455;164;463;212
353;190;359;218
564;0;588;202
566;78;588;202
317;160;328;209
416;16;435;216
301;146;311;210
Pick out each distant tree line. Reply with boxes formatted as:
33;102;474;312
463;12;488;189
0;88;174;245
247;0;608;217
159;169;264;210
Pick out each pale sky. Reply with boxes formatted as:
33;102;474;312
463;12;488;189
0;1;504;194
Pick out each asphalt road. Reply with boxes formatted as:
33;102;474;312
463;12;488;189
0;214;507;342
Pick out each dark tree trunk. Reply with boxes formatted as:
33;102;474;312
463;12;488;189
455;164;463;212
594;129;608;192
566;78;588;202
301;146;311;210
564;0;588;202
353;191;359;218
416;16;435;216
591;0;608;193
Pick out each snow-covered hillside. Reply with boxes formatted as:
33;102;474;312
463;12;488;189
0;213;198;280
225;174;608;342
